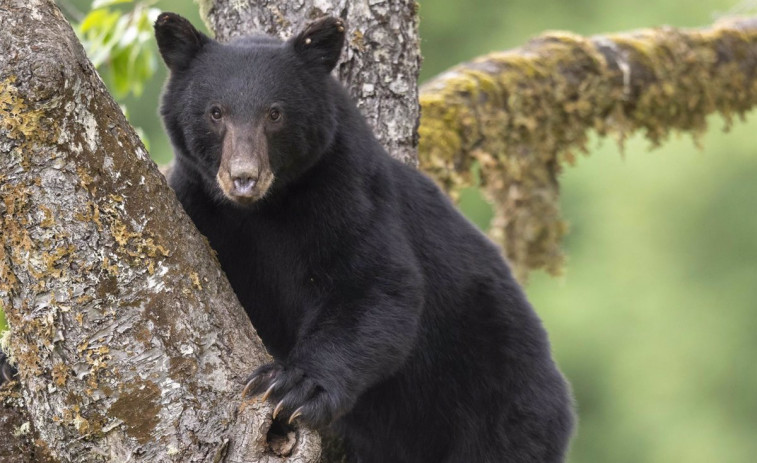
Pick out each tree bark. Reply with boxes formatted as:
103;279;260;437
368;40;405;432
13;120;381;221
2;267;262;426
0;1;320;461
418;17;757;280
0;385;57;462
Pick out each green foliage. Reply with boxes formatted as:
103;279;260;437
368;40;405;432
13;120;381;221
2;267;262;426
71;0;161;149
75;1;161;100
0;303;6;333
58;0;210;164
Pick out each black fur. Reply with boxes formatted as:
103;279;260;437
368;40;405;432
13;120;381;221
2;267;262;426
156;13;574;463
0;353;16;385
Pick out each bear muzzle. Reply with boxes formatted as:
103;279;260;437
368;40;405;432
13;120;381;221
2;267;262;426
216;155;274;204
233;176;258;195
216;125;275;204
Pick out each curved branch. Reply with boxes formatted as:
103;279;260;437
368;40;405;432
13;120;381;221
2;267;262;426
419;17;757;280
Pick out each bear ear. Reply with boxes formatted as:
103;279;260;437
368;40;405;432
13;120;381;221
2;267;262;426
289;16;346;73
154;12;211;72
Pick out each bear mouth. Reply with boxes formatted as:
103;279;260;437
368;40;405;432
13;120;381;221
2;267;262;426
216;170;275;205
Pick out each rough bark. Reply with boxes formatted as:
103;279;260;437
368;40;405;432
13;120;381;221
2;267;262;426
198;0;422;166
0;1;320;462
0;385;57;462
418;17;757;280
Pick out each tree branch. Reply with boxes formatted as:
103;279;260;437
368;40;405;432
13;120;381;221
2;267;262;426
419;17;757;280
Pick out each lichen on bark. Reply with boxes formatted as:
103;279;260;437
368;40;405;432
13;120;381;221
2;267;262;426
418;17;757;280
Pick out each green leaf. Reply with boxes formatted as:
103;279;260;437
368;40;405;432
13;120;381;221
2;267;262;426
78;8;115;34
91;13;131;67
0;303;7;333
74;3;162;123
109;49;132;98
77;9;122;67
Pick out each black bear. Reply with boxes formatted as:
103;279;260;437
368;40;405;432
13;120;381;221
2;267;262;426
155;13;574;463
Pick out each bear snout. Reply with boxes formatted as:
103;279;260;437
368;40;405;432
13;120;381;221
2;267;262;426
227;158;261;197
215;163;275;205
233;176;258;195
214;123;274;203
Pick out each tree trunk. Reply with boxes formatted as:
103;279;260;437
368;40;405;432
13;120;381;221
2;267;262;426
0;1;320;461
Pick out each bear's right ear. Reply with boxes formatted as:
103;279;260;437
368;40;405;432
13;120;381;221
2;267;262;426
289;16;346;73
154;13;211;72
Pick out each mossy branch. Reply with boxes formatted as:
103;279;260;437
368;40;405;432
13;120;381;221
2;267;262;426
419;17;757;280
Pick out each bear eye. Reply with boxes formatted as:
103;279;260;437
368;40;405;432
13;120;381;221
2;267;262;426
268;107;282;122
210;106;223;121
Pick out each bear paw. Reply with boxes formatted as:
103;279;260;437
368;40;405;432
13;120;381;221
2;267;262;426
243;362;339;428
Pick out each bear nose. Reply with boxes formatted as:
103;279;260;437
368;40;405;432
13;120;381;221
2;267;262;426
232;175;258;195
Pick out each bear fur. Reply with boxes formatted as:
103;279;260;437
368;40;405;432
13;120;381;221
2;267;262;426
155;13;574;463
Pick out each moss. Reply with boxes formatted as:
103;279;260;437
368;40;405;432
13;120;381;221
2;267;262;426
0;185;31;294
39;205;54;228
351;29;367;53
58;403;91;435
51;363;69;388
0;77;46;143
1;67;176;425
419;19;757;280
108;378;161;445
190;272;203;290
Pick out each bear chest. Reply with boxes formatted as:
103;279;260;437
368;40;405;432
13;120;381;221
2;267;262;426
199;212;331;358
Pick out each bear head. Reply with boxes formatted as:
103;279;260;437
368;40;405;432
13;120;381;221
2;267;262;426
154;13;346;206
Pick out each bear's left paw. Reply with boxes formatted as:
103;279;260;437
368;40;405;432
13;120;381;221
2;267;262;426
243;362;340;428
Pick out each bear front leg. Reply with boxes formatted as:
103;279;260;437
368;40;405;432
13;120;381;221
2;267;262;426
243;267;423;428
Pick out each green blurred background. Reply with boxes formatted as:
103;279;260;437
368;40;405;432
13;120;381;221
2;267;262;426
55;1;757;461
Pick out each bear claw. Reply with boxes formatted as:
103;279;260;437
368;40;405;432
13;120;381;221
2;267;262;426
241;362;340;428
260;381;278;402
241;375;262;398
288;407;303;425
273;399;285;419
